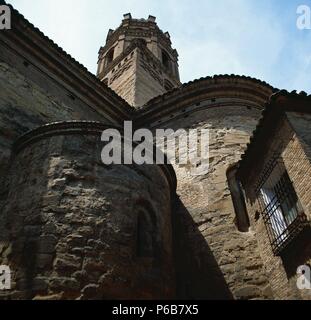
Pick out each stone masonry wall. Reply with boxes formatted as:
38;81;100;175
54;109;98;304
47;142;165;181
0;122;174;300
0;58;116;224
153;104;273;299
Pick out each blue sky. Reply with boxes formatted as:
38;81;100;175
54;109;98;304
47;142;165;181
7;0;311;92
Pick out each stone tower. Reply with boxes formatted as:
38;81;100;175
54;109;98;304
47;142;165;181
97;13;181;107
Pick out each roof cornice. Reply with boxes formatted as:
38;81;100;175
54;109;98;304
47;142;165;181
237;90;311;179
12;120;177;195
102;18;175;56
135;75;276;126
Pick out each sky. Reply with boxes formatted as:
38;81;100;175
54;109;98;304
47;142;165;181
7;0;311;93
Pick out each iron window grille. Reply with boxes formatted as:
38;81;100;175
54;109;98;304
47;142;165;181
257;158;308;255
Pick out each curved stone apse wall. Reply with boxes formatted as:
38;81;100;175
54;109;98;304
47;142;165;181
0;121;175;300
0;58;130;229
155;102;274;299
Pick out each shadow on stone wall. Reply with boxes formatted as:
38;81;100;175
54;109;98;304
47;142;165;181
3;153;50;299
281;225;311;278
172;196;233;300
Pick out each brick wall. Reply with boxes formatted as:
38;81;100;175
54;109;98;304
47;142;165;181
241;115;311;300
153;103;273;299
102;50;137;106
103;47;173;107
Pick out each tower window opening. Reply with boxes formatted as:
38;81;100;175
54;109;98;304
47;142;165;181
162;50;170;72
106;47;115;66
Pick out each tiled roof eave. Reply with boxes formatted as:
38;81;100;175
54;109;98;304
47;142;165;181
237;90;311;178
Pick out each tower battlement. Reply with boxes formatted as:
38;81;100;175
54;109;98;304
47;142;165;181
97;14;181;107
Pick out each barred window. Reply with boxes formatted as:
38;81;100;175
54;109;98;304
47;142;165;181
258;160;307;255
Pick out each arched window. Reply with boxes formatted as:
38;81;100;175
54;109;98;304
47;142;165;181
162;50;170;71
227;164;250;232
137;211;154;257
136;201;158;258
105;47;115;66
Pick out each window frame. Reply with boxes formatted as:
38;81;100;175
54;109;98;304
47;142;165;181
105;47;115;67
256;158;307;255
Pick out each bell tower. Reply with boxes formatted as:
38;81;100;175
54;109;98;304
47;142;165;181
97;13;181;107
